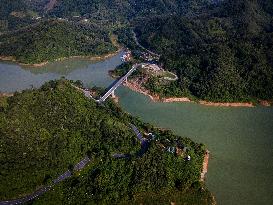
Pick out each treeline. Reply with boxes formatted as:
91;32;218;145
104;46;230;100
0;20;117;64
0;0;217;64
134;0;273;102
48;0;217;19
0;79;213;204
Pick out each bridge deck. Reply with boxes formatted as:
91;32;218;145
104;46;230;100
99;64;140;102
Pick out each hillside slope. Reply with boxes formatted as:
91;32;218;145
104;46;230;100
133;0;273;102
49;0;218;19
0;20;117;64
0;79;213;204
0;0;35;31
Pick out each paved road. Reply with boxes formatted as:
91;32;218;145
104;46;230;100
71;85;95;100
132;31;160;58
53;170;72;185
112;153;131;159
130;124;144;142
0;186;52;205
74;156;91;172
129;124;150;157
0;123;149;204
0;156;91;205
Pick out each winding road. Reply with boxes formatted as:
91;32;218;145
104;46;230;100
130;124;150;157
0;157;91;205
132;31;160;58
1;76;150;205
0;124;148;205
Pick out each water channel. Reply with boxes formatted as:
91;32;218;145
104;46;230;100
0;52;272;205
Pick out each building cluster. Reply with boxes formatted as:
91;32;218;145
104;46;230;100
141;51;155;61
143;63;162;72
121;51;132;62
145;133;191;161
32;16;42;20
132;50;159;62
165;142;191;161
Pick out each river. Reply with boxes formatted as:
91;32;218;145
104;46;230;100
0;52;273;205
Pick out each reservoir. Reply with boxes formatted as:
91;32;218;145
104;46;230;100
1;52;273;205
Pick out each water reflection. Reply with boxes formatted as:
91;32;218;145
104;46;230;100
0;52;124;92
22;58;94;75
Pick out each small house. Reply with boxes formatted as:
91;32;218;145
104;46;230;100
185;155;191;161
166;147;176;154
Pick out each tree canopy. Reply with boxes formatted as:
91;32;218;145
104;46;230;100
132;0;273;102
0;79;213;204
0;20;117;64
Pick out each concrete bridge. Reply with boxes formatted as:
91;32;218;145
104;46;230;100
97;64;142;103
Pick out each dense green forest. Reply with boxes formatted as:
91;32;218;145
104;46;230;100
133;0;273;102
0;0;36;31
1;0;272;100
0;0;218;64
0;0;218;32
0;79;213;204
48;0;217;19
0;20;117;64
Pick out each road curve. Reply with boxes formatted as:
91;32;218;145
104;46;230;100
132;30;160;58
0;156;91;205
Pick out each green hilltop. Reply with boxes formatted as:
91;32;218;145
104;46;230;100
0;20;117;64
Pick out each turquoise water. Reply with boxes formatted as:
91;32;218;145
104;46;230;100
0;53;273;205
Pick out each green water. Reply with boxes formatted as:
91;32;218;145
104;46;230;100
117;87;273;205
0;53;273;205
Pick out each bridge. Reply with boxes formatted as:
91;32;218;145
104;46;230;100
97;64;142;103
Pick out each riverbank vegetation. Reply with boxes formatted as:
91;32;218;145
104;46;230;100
0;79;213;204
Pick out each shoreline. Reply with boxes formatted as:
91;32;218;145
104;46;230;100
0;92;14;97
123;80;271;107
198;101;254;107
0;48;123;68
201;150;210;182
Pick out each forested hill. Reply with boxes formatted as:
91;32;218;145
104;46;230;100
0;0;35;31
1;0;272;102
0;79;213;204
0;0;220;26
134;0;273;102
48;0;218;19
0;20;117;64
0;0;217;64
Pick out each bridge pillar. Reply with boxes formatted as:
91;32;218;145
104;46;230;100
111;90;115;98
